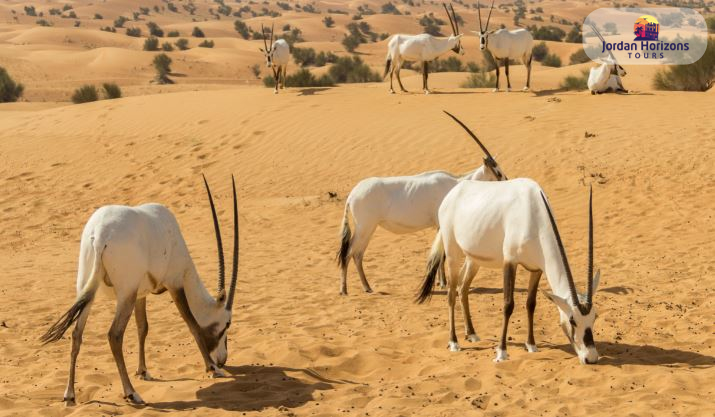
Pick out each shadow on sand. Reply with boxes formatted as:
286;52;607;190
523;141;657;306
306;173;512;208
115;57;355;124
148;365;349;412
547;342;715;368
297;88;332;96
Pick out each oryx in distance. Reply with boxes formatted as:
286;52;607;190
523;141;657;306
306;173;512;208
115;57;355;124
337;111;507;295
41;176;240;405
384;3;464;94
587;24;628;94
417;180;601;365
473;0;534;92
260;23;291;94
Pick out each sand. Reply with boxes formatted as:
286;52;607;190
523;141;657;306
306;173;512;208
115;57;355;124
0;1;714;416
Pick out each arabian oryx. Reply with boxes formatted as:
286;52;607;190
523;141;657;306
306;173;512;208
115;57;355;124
40;176;239;405
384;3;464;94
417;181;601;365
337;111;507;295
259;24;291;94
473;0;534;92
587;24;628;94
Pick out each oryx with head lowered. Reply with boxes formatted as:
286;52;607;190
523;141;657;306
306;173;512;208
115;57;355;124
473;0;534;92
384;3;464;94
587;24;628;94
41;176;240;405
417;181;601;365
337;111;507;295
260;23;290;94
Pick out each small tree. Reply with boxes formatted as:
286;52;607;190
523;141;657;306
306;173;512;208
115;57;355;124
192;26;205;37
542;53;562;67
126;27;142;37
71;85;99;104
114;16;128;28
175;38;189;50
147;21;164;37
234;20;250;39
162;42;174;51
102;83;122;99
250;64;261;78
532;42;549;62
198;39;214;48
323;16;335;28
167;30;180;37
0;67;24;102
153;53;173;84
342;34;360;52
143;36;160;51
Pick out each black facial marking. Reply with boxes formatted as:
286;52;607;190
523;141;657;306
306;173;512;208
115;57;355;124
583;327;595;347
569;317;577;327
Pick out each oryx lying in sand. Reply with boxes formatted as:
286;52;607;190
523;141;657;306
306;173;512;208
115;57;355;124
473;0;534;92
384;3;464;94
260;23;290;94
337;111;507;295
41;176;239;405
587;24;628;94
417;181;600;365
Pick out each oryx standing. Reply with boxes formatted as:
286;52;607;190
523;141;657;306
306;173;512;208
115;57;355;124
587;24;628;94
337;112;507;295
41;176;240;405
473;0;534;92
260;24;291;94
417;181;600;365
384;4;464;94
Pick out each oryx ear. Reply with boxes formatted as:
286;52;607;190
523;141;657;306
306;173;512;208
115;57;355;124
217;289;227;304
592;269;601;295
542;291;572;313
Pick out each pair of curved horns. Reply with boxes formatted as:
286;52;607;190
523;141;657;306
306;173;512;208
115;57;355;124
203;174;239;311
261;23;274;52
589;23;617;63
477;0;495;32
442;3;459;36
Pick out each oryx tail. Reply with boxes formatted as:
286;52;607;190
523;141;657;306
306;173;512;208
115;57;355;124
337;203;352;269
416;232;445;304
40;243;105;344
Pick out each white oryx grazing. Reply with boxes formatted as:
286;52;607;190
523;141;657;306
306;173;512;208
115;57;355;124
587;24;628;94
40;176;240;405
384;3;464;94
260;24;291;94
473;0;534;92
337;111;507;295
417;181;601;365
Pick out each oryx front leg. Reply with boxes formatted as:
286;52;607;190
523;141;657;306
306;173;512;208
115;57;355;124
422;61;431;94
63;298;94;406
349;222;376;294
525;270;542;353
493;62;500;92
504;59;512;92
108;293;144;404
134;297;152;380
396;63;408;93
495;263;516;362
460;260;480;343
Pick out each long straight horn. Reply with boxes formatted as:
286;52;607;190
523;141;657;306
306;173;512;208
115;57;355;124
270;23;274;48
477;1;483;32
442;3;456;36
261;24;268;52
485;0;495;31
226;175;239;311
203;175;226;296
539;192;580;307
450;4;460;34
590;23;616;62
586;185;594;306
443;110;494;160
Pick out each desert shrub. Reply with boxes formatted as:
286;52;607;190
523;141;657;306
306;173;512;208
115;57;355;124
24;6;37;16
532;42;549;62
569;48;590;64
126;27;142;37
71;85;99;104
198;39;214;48
65;10;77;19
466;61;480;72
192;26;205;37
419;13;444;36
153;53;173;83
565;25;582;43
74;20;80;27
234;20;250;39
431;56;464;72
114;16;128;28
62;4;73;11
323;16;335;28
460;70;496;88
250;64;261;78
281;28;305;46
175;38;189;50
162;42;174;51
531;25;565;41
167;30;180;37
49;8;61;16
217;4;232;16
36;19;52;27
560;70;589;90
707;16;715;33
542;53;562;67
102;82;122;99
139;7;150;15
316;51;338;66
143;36;160;51
381;2;401;14
328;56;381;83
100;26;116;33
147;22;163;37
263;69;334;88
302;4;319;13
653;38;715;91
167;2;178;13
94;13;103;19
292;47;338;67
0;67;24;103
342;33;361;52
277;2;292;11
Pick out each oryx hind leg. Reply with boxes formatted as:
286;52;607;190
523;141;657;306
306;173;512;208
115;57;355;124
63;298;95;405
504;59;512;92
134;297;152;380
437;262;447;289
108;292;144;404
350;222;376;294
459;260;480;343
445;255;461;351
525;270;542;353
495;262;517;362
396;63;408;92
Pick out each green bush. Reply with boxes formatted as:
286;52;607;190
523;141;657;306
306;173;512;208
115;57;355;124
653;37;715;91
542;53;562;67
532;42;549;62
531;25;565;41
147;21;164;37
431;56;464;72
100;26;116;33
381;2;401;15
143;36;160;51
263;69;334;88
460;70;496;88
328;56;381;83
234;20;250;39
0;67;24;102
707;16;715;33
36;19;52;27
94;13;103;19
167;30;180;37
72;85;99;104
175;38;189;50
560;70;589;91
323;16;335;28
565;25;582;43
102;83;122;99
153;53;173;84
192;26;205;37
342;33;361;52
250;64;261;78
198;39;214;48
162;42;174;51
569;48;590;64
126;27;141;37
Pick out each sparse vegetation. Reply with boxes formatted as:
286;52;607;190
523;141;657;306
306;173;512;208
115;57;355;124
565;25;582;43
126;27;142;37
430;56;465;72
569;48;591;64
530;25;565;41
328;56;381;83
114;16;129;28
143;36;160;51
175;38;189;50
323;16;335;28
192;27;205;38
153;53;173;84
36;19;52;27
100;26;117;33
542;53;562;67
560;69;589;90
250;64;261;78
0;67;24;103
102;83;122;99
707;16;715;33
198;39;215;48
24;6;37;17
147;22;164;37
234;20;250;39
263;69;334;88
381;2;401;15
292;47;338;67
71;85;99;104
167;30;180;38
94;13;103;20
532;42;549;62
419;13;444;36
461;70;497;88
653;38;715;91
162;42;174;51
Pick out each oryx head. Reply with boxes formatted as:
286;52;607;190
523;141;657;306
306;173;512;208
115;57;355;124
259;23;275;68
202;174;239;368
443;3;464;55
472;0;495;51
443;110;507;181
590;24;626;77
541;187;600;365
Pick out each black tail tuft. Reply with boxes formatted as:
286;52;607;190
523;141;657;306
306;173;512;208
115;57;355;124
416;252;443;304
40;294;92;344
383;58;392;80
336;214;351;269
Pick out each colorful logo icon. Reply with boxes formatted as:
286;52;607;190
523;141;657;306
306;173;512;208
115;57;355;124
634;15;659;41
